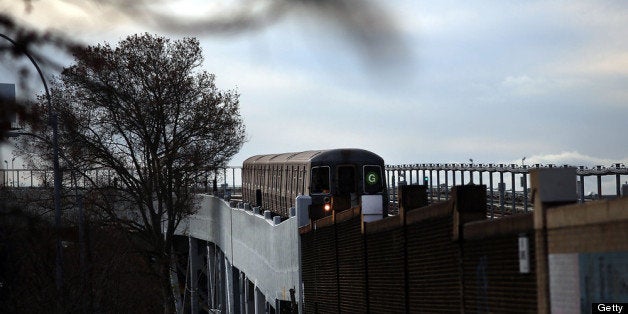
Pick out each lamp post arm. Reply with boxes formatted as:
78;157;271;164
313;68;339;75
0;33;53;119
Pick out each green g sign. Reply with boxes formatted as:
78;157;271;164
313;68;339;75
366;171;379;185
364;166;382;194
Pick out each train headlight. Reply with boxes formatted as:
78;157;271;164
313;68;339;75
324;196;331;211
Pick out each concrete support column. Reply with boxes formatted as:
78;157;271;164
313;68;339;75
245;278;254;314
254;286;265;314
275;299;281;314
530;167;577;314
216;248;226;313
231;267;241;314
189;237;199;314
489;171;494;218
239;271;245;314
225;257;235;314
499;170;505;214
207;243;216;311
511;169;517;212
444;169;449;200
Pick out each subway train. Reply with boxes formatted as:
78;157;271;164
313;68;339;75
241;148;388;221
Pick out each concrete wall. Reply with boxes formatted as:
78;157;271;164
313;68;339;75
177;195;301;303
544;196;628;313
463;214;537;313
300;185;495;313
302;179;628;313
530;167;628;313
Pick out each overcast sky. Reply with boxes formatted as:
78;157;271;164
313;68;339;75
2;0;627;169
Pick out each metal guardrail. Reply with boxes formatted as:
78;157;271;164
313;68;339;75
1;168;55;188
0;166;243;188
385;163;628;219
3;163;627;219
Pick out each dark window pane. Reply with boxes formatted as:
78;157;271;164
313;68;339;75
310;166;330;194
337;166;356;194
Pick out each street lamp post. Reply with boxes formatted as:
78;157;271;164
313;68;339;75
1;33;64;292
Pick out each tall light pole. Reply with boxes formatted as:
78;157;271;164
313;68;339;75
0;33;64;292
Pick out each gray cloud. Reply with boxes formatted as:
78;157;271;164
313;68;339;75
3;0;628;168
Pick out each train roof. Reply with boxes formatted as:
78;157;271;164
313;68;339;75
242;148;384;166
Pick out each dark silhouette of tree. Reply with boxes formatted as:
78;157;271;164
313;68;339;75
0;206;163;313
16;33;246;313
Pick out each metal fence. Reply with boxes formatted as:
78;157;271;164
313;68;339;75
3;163;627;219
386;163;628;218
0;166;243;193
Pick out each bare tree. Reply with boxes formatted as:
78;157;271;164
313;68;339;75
2;1;405;311
17;33;246;313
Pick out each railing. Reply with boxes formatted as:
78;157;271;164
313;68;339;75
187;167;243;197
385;163;628;219
4;163;627;219
0;166;243;193
0;167;129;188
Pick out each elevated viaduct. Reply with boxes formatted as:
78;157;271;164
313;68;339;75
172;167;628;313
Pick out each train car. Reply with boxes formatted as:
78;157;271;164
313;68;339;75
242;148;387;220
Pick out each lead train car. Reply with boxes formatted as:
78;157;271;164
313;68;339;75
242;148;387;220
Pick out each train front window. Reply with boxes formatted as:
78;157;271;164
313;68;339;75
337;165;356;194
310;166;330;194
363;165;383;194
